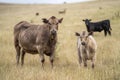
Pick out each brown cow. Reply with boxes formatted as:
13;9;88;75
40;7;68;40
14;16;63;68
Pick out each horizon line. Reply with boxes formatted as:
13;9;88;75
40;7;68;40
0;0;93;5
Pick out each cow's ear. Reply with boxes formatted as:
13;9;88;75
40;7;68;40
75;32;80;36
42;18;48;23
59;18;63;23
82;19;85;21
89;19;92;21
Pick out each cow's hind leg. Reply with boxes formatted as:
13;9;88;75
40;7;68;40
40;54;45;68
21;49;26;66
15;46;21;65
104;30;107;36
108;30;111;36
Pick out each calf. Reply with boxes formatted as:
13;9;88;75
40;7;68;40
14;16;63;68
75;31;97;68
83;19;112;36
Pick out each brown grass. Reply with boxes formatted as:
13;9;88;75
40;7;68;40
0;0;120;80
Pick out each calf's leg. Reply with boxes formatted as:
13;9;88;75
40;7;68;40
78;48;82;66
83;58;87;67
91;56;96;69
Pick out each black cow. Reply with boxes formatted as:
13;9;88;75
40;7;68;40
83;19;112;36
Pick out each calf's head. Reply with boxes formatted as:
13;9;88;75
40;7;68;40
75;31;92;46
42;16;63;38
83;19;92;26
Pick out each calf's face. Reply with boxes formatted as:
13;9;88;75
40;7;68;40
81;36;87;46
75;31;92;46
42;16;63;37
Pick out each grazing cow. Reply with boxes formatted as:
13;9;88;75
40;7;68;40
75;31;97;68
14;16;63;68
82;19;112;36
59;9;66;14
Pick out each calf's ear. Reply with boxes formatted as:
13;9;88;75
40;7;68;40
88;32;93;36
86;32;93;38
42;18;48;23
75;32;80;36
59;18;63;23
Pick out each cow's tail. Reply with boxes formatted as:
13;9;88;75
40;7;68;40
108;20;112;31
110;26;112;30
109;23;112;30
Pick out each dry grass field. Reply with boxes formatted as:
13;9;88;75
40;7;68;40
0;0;120;80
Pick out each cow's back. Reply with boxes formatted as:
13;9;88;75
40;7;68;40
14;21;31;35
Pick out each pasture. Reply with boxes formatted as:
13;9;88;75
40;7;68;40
0;0;120;80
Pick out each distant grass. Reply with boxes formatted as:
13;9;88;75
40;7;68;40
0;0;120;80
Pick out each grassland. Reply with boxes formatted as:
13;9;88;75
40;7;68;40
0;0;120;80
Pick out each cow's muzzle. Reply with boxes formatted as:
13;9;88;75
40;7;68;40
81;42;86;45
51;30;56;36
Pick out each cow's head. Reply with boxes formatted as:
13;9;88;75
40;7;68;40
42;16;63;38
75;31;92;46
82;19;92;26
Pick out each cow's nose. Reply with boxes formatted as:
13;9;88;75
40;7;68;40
81;42;85;45
51;30;56;35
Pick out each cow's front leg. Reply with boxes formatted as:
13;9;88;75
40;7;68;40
49;53;54;68
37;46;45;68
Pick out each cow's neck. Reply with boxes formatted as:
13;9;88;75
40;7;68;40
49;34;57;47
86;24;90;32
